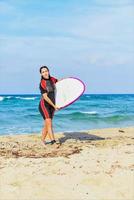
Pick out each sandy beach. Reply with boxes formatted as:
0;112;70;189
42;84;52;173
0;127;134;200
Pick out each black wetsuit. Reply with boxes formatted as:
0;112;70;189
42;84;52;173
38;76;58;119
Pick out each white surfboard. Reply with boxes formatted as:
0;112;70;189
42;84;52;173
55;77;85;109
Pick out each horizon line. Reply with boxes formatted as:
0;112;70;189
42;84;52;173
0;93;134;95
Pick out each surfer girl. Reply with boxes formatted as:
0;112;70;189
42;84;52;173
38;66;61;146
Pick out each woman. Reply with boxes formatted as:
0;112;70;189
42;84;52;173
38;66;61;146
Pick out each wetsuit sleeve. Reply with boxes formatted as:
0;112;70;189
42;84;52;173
39;82;47;94
51;76;58;83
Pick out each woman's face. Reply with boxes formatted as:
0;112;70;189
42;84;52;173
41;68;49;79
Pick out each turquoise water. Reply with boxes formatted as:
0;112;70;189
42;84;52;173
0;94;134;135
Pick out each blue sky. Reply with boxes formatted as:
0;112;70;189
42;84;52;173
0;0;134;94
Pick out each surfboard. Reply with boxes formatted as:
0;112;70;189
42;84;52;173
55;77;85;109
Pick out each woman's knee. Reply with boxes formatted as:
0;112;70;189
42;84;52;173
46;119;53;131
46;118;52;123
45;118;52;127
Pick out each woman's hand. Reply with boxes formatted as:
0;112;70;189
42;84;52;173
54;105;60;111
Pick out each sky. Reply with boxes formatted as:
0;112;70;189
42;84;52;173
0;0;134;94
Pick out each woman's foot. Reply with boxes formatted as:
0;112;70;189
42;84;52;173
50;140;56;144
50;139;61;146
41;140;47;146
42;140;55;145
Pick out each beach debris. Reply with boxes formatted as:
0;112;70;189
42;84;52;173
118;129;125;133
0;139;82;158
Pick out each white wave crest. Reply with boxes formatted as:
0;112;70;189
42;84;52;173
0;96;4;101
81;111;98;115
16;97;36;100
6;96;12;99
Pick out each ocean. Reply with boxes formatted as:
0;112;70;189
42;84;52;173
0;94;134;135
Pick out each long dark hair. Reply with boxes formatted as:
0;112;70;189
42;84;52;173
39;66;51;79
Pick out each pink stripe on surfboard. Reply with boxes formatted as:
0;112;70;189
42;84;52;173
56;77;86;110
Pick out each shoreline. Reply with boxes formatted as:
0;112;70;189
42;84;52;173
0;125;133;137
0;126;134;200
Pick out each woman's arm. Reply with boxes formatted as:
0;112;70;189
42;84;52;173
42;93;60;110
42;93;56;109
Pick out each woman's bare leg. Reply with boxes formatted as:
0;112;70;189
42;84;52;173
41;120;48;142
46;118;55;141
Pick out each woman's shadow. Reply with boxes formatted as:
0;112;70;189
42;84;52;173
59;131;105;144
